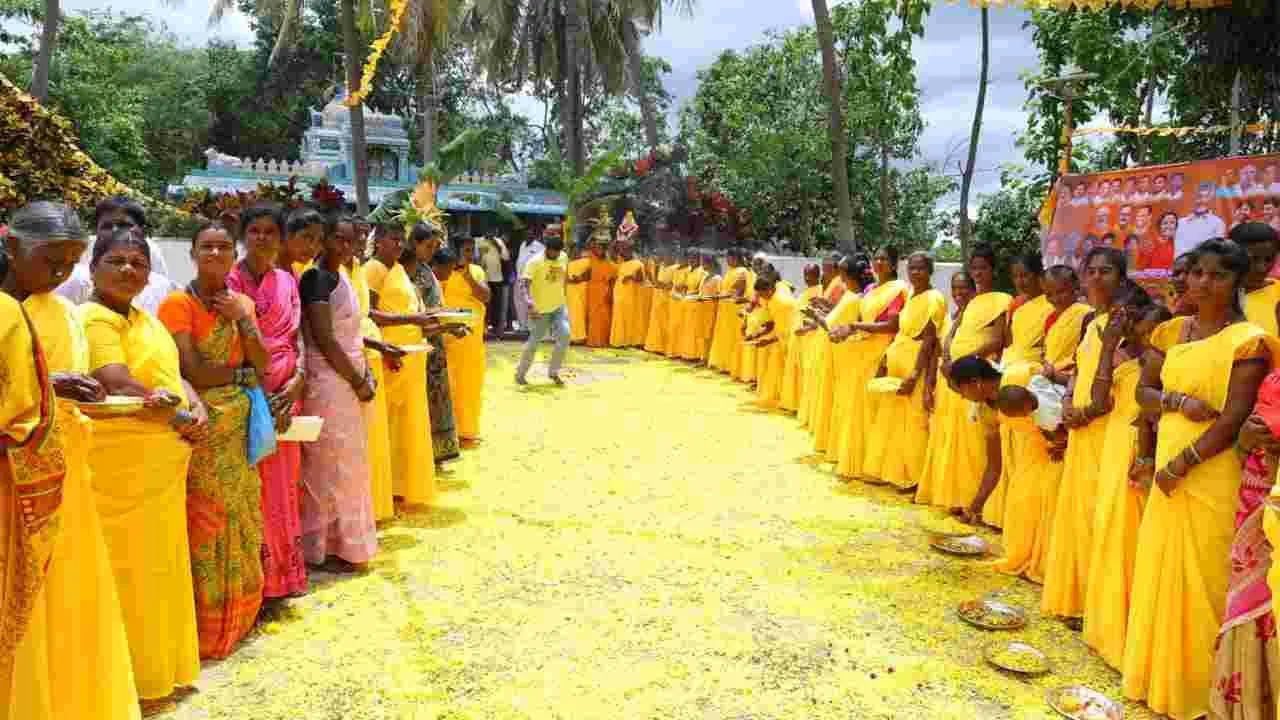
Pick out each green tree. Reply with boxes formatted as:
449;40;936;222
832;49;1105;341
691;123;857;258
971;170;1044;291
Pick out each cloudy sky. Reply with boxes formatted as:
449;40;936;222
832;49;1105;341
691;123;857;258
65;0;1042;199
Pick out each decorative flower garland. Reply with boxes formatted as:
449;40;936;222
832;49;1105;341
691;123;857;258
344;0;408;108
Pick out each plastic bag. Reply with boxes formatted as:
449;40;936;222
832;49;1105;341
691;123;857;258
1027;374;1067;431
244;385;278;465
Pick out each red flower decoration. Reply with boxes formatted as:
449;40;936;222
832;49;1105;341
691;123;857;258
1219;672;1243;705
1258;612;1277;641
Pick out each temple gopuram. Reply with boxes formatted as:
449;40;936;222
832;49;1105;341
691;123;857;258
170;86;566;233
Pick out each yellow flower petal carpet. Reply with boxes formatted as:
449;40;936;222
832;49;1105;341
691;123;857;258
171;344;1154;720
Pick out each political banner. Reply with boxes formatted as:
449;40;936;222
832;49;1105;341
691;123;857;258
1043;154;1280;286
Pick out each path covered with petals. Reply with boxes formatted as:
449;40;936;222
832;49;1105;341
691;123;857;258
172;344;1153;720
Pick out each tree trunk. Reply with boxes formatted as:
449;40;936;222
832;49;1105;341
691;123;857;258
957;6;989;259
340;0;370;214
30;0;59;103
417;52;437;167
1229;67;1245;156
811;0;855;253
564;0;585;176
879;142;891;244
622;19;660;151
1136;76;1155;165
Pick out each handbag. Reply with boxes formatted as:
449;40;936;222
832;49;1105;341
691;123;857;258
244;385;278;464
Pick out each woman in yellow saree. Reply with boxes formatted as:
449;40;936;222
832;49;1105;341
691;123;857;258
995;266;1092;582
709;251;748;371
1;203;140;720
366;224;438;507
80;230;202;709
1238;222;1280;337
916;245;1011;514
566;246;591;345
643;254;674;354
863;253;945;489
780;265;823;413
811;257;867;457
1083;297;1168;670
798;257;848;431
1124;240;1277;720
667;257;691;358
678;258;709;360
158;223;271;660
442;238;491;448
914;272;976;507
749;276;796;409
610;242;646;348
343;253;396;523
985;253;1053;526
1042;248;1127;623
831;247;909;481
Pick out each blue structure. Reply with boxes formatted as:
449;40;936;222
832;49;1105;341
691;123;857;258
170;87;566;219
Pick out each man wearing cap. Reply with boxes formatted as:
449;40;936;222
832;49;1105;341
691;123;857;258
515;225;571;385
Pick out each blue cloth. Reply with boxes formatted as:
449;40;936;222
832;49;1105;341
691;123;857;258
516;304;570;380
244;385;278;464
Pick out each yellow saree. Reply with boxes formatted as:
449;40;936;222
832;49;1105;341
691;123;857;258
79;301;200;700
643;264;674;354
780;285;823;413
1245;279;1280;337
863;288;946;488
348;262;395;521
818;292;865;458
567;257;592;344
1042;313;1111;620
610;259;646;348
916;292;1011;510
443;264;489;443
755;285;797;409
369;260;436;506
1124;320;1278;720
835;280;908;480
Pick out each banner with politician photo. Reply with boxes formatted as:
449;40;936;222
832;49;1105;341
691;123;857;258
1043;153;1280;283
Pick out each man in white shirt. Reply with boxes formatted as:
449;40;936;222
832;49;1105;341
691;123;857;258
476;234;510;336
514;231;547;331
56;196;178;315
1174;182;1228;257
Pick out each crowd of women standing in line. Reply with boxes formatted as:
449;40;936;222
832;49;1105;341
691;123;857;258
0;196;493;719
608;225;1280;720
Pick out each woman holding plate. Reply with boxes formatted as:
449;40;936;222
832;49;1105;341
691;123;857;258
1;202;141;720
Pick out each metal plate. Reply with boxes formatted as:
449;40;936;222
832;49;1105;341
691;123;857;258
957;599;1027;631
985;641;1050;676
930;534;989;556
1046;686;1123;720
76;395;145;417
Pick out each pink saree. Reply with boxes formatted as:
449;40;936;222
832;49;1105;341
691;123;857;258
299;270;377;564
1211;370;1280;720
227;264;308;597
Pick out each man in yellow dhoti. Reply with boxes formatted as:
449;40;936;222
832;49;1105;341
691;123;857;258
1;202;141;720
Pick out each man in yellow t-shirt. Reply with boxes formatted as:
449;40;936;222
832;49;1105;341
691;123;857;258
515;225;570;385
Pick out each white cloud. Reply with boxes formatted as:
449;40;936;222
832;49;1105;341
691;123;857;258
65;1;255;47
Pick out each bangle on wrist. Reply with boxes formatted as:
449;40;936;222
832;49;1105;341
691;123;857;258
1134;456;1154;467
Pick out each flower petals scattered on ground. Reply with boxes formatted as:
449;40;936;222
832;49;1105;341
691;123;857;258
170;343;1153;720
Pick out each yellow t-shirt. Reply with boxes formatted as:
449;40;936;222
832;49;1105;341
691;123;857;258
521;253;569;314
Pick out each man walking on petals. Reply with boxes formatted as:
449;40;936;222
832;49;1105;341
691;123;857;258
516;224;571;386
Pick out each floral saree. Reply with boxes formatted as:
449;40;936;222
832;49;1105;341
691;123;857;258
412;263;461;463
157;292;265;660
1210;370;1280;720
227;265;307;598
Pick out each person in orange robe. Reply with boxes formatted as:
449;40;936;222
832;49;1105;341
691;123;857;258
585;240;617;348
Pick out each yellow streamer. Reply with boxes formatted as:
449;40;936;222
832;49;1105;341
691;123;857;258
344;0;408;108
950;0;1228;8
1072;122;1280;138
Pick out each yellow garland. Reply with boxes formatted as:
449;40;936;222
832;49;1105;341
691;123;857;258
344;0;409;108
1073;121;1280;138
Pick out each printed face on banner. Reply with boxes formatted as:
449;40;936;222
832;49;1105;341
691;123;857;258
1045;153;1280;292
